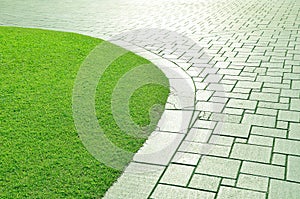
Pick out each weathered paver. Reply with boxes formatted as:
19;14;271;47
1;0;300;198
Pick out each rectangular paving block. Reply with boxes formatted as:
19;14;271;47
227;99;258;110
172;152;200;166
241;161;285;179
216;186;265;199
236;174;269;192
196;156;241;179
236;81;262;89
278;110;300;122
268;180;300;199
287;156;300;183
194;120;217;129
251;126;287;138
221;178;236;186
189;174;221;192
151;184;215;199
274;138;300;155
230;143;272;163
214;122;251;138
160;164;194;186
196;101;225;112
179;141;231;157
248;135;274;146
250;92;279;102
242;114;276;127
209;135;234;146
289;123;300;140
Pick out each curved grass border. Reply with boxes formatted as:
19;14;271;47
0;27;169;198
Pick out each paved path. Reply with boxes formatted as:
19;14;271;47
1;0;300;198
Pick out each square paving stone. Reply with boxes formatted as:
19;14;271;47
272;153;287;166
216;186;265;199
196;156;241;179
236;174;269;192
230;143;272;163
287;156;300;183
269;179;300;199
289;123;300;140
291;99;300;111
189;174;221;192
172;152;200;166
160;164;194;186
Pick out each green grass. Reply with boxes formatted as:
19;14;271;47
0;27;169;198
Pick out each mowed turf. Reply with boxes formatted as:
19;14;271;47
0;27;169;198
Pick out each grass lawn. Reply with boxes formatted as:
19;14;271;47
0;27;169;198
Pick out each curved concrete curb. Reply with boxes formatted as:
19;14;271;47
103;40;197;199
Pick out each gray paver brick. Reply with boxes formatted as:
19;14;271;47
242;114;276;127
230;143;272;163
189;174;221;192
236;174;269;192
241;161;285;179
278;110;300;122
269;180;300;199
160;164;194;186
217;186;265;199
251;126;287;138
274;138;300;156
289;123;300;140
214;122;251;138
196;156;241;179
227;99;258;110
287;155;300;183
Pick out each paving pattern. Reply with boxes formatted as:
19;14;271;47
1;0;300;198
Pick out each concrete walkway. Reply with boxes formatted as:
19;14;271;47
1;0;300;198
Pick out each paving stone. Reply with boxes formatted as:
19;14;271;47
185;128;212;143
196;101;225;113
274;138;300;155
179;141;231;157
236;174;269;192
151;184;215;199
276;121;289;129
289;123;300;140
242;114;276;127
269;179;300;199
292;80;300;89
230;143;272;163
194;120;217;129
258;101;289;110
210;113;242;123
209;135;234;146
160;164;194;186
250;92;279;102
196;156;241;179
189;174;221;192
241;161;285;179
223;107;244;115
227;99;258;110
214;122;251;138
278;110;300;122
236;81;262;89
251;126;287;138
248;135;274;147
256;107;278;116
291;99;300;111
287;155;300;183
172;152;200;166
216;186;265;199
272;153;287;166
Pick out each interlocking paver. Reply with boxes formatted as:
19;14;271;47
269;180;300;199
160;164;194;186
274;138;300;156
196;156;241;179
287;156;300;183
216;186;265;199
189;174;221;192
236;174;269;192
230;143;272;163
241;161;285;179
